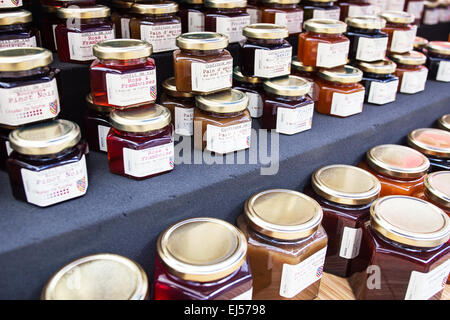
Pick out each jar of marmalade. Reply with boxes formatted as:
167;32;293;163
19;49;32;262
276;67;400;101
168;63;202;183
414;36;429;52
0;0;22;9
179;0;205;33
379;11;416;54
232;66;264;118
422;0;440;25
338;0;376;21
291;57;319;102
426;41;450;82
414;171;450;215
405;0;425;24
41;5;61;52
84;93;111;153
154;217;253;300
247;0;262;24
301;0;341;20
438;114;450;131
111;0;134;39
260;0;304;35
0;126;12;170
389;50;428;94
0;9;40;49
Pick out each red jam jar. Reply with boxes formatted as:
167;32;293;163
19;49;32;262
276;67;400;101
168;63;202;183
260;0;304;35
111;0;134;39
0;9;40;49
379;11;416;54
338;0;377;20
389;50;428;94
41;5;61;52
349;196;450;300
405;0;425;24
304;164;381;278
40;0;96;6
247;0;262;24
107;105;174;180
232;66;264;118
90;39;156;109
359;144;430;197
438;114;450;132
291;57;319;102
55;5;115;64
154;217;253;300
0;125;12;170
84;93;111;153
414;171;450;216
179;0;205;33
0;0;22;10
7;120;88;207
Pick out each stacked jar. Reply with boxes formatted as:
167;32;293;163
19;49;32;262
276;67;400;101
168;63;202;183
0;9;40;49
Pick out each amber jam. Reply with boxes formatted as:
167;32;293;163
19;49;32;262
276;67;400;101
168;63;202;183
193;89;251;154
298;19;350;68
204;0;251;43
160;77;196;136
291;57;319;102
129;2;182;53
389;51;428;94
240;23;292;78
84;93;111;153
90;39;156;109
349;196;450;300
107;105;174;180
301;0;341;20
422;0;440;25
173;32;232;94
0;0;22;9
40;0;96;6
413;36;429;52
260;0;304;35
237;189;328;300
262;76;315;135
232;66;264;118
379;11;416;54
0;9;40;49
179;0;205;33
304;165;381;278
338;0;376;21
438;114;450;132
0;126;12;170
247;0;262;24
426;41;450;82
111;0;134;39
55;5;115;64
154;217;253;300
41;5;61;52
315;65;365;117
359;144;430;197
42;254;149;300
0;47;60;128
7;120;88;207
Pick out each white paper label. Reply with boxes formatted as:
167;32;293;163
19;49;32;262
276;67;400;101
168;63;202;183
140;23;181;53
0;36;37;49
188;11;205;32
247;8;261;24
5;141;12;156
386;0;405;11
274;11;303;34
21;156;88;207
348;4;376;16
175;107;194;136
339;227;363;259
390;27;417;53
206;122;251;154
312;8;340;20
215;16;250;43
316;41;350;68
120;18;131;38
405;260;450;300
98;125;110;152
0;78;60;126
400;69;428;94
406;1;424;18
191;59;233;92
68;30;115;61
368;80;399;105
279;247;327;299
231;288;253;300
52;24;58;50
123;142;174;178
254;47;292;78
356;37;388;62
330;90;365;117
0;0;22;8
423;9;440;25
276;103;314;135
436;61;450;82
246;92;263;118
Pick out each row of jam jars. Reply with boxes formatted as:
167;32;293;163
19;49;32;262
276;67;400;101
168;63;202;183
426;41;450;82
407;128;450;171
389;50;428;94
379;11;416;54
302;0;341;20
338;0;377;21
0;9;41;49
260;0;304;35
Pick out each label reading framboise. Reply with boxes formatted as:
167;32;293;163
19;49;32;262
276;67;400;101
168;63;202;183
312;8;340;20
140;23;181;53
330;90;365;117
188;11;205;32
386;0;405;11
423;9;440;25
175;107;194;136
316;41;350;68
120;18;131;38
191;59;233;92
247;8;261;24
406;1;425;19
0;0;22;8
276;103;314;135
339;227;363;259
215;15;250;43
437;61;450;82
356;37;388;62
206;121;251;154
68;30;115;61
390;26;417;53
368;80;398;105
254;47;292;78
405;260;450;300
348;4;376;16
98;125;110;152
274;11;303;34
0;36;37;49
123;142;174;178
400;69;428;93
246;92;263;118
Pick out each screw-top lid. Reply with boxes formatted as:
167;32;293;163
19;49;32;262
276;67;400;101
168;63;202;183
0;9;32;26
414;36;429;50
243;23;289;39
93;39;152;60
0;47;53;72
204;0;247;9
356;59;397;75
195;89;249;113
176;32;229;51
389;51;427;66
263;75;311;96
131;1;179;14
304;19;347;34
110;105;172;133
57;5;111;19
345;15;386;29
407;128;450;159
424;171;450;210
427;41;450;56
317;65;363;84
378;11;415;24
162;77;194;98
438;114;450;131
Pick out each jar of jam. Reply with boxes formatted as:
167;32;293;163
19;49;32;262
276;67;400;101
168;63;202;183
349;196;450;300
379;11;416;54
291;57;319;102
90;39;156;109
426;41;450;82
422;0;440;25
260;0;304;35
0;47;60;128
232;66;264;118
389;50;428;94
407;128;450;172
315;65;365;117
298;19;350;68
414;171;450;215
247;0;262;24
301;0;341;20
42;253;149;300
0;9;40;49
0;126;12;170
0;0;22;10
111;0;134;39
438;114;450;131
193;89;251;154
84;93;111;153
359;144;430;197
40;0;96;6
179;0;205;33
344;16;388;63
154;217;253;300
237;189;328;300
107;105;174;180
41;5;61;52
357;59;399;105
414;36;429;53
240;23;292;78
55;5;115;64
130;2;182;53
160;77;195;136
405;0;425;24
7;120;88;207
338;0;376;20
303;164;381;278
262;76;315;135
204;0;251;43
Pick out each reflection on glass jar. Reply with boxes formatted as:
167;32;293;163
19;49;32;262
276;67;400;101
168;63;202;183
425;41;450;82
389;50;428;94
0;9;40;49
232;66;264;118
84;93;111;154
379;11;416;54
260;0;304;35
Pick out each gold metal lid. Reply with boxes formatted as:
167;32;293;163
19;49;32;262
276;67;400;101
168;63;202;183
262;0;300;4
243;23;289;39
427;41;450;56
378;11;415;24
304;19;347;34
263;75;311;97
0;47;53;72
438;114;450;131
86;93;111;113
204;0;247;9
176;32;228;51
414;36;429;50
244;189;323;241
131;1;179;14
195;89;249;113
345;16;386;30
291;56;316;73
408;128;450;159
157;217;248;282
9;120;81;156
110;105;171;133
41;254;148;300
312;164;381;206
162;77;194;98
93;39;152;60
0;9;32;26
366;144;430;179
389;51;427;65
370;196;450;248
57;5;111;19
424;171;450;210
356;59;397;75
233;66;263;84
318;65;363;84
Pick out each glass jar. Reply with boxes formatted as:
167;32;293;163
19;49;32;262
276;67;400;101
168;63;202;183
291;57;319;102
130;2;182;53
41;5;61;52
179;0;205;33
0;126;12;170
40;0;96;6
232;66;264;118
84;93;111;153
338;0;376;21
7;120;88;207
344;16;388;62
261;76;315;135
303;164;381;278
240;23;292;78
160;77;196;136
357;59;399;105
107;105;174;180
0;9;40;49
173;32;232;94
359;144;430;197
386;0;406;10
438;114;450;131
407;128;450;172
193;89;251;154
414;171;450;215
414;36;429;53
154;217;253;300
90;39;156;109
55;5;115;64
349;196;450;300
301;0;341;20
0;47;60;127
237;189;328;300
260;0;304;35
204;0;251;43
0;0;22;10
298;19;350;68
379;11;416;54
315;65;365;117
405;0;425;24
247;0;262;24
390;50;428;94
42;253;149;300
426;41;450;82
422;0;440;25
111;0;134;39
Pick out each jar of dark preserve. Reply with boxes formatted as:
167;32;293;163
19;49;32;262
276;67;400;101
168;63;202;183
389;50;428;94
40;0;96;6
111;0;134;39
7;120;88;207
426;41;450;82
438;114;450;131
247;0;262;24
0;0;22;10
414;171;450;215
179;0;205;33
414;36;429;53
41;5;61;52
260;0;304;35
232;66;264;118
338;0;377;21
154;217;253;300
304;164;381;278
240;23;292;78
291;57;319;102
422;0;440;25
0;9;40;49
0;126;12;170
379;11;416;54
301;0;341;20
405;0;425;24
84;93;111;153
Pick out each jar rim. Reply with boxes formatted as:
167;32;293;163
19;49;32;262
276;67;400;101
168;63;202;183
427;41;450;56
424;171;450;210
162;77;194;98
317;65;363;84
57;5;111;19
0;47;53;72
357;59;397;75
304;19;347;34
176;32;229;50
243;23;289;39
110;105;172;133
195;89;249;113
389;51;426;66
93;39;153;60
345;15;386;30
204;0;247;8
131;1;179;14
263;75;311;96
378;11;415;24
0;9;32;26
407;128;450;159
